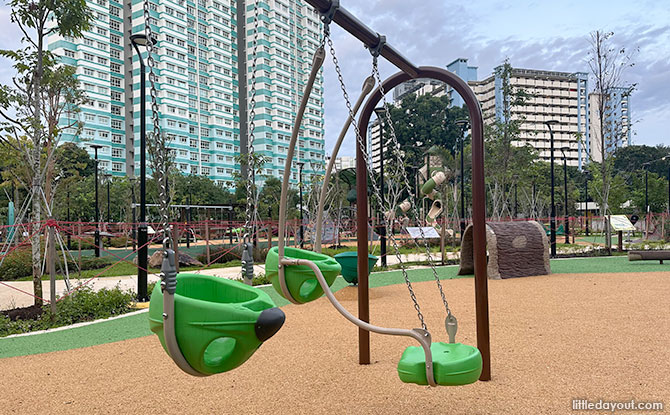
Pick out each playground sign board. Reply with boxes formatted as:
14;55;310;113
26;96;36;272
609;215;636;231
406;226;440;239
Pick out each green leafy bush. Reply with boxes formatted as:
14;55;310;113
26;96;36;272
109;236;130;248
197;245;268;265
0;248;33;281
0;285;135;337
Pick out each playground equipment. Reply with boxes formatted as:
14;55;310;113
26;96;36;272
459;221;551;279
145;2;286;377
148;0;490;386
264;0;488;386
333;251;378;284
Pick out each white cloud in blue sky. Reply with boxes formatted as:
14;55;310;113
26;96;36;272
0;0;667;160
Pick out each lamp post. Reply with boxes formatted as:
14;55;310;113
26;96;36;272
90;144;103;257
104;173;112;247
455;119;469;238
129;177;137;251
545;120;559;257
297;162;304;248
373;107;387;267
130;33;150;301
560;147;570;244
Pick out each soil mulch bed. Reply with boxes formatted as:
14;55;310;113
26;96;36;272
1;272;668;414
1;304;43;321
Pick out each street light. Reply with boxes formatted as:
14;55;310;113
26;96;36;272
455;119;469;238
545;120;559;257
90;144;103;258
560;147;570;244
297;162;304;249
373;107;387;267
130;33;152;302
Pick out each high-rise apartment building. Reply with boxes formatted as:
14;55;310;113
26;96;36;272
588;87;632;163
48;0;325;186
470;67;589;168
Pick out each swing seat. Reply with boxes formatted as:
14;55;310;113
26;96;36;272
265;246;341;304
334;251;378;284
148;274;285;375
397;342;482;386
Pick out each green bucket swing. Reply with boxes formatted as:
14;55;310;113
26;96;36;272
265;246;341;304
149;271;285;376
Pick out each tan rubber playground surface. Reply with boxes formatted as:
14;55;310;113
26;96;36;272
1;272;669;414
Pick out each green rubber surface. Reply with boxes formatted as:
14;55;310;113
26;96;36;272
265;246;341;304
2;256;666;358
148;274;280;375
398;342;483;386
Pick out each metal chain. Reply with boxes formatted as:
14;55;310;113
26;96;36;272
326;33;426;331
371;60;452;318
243;1;260;240
143;0;169;248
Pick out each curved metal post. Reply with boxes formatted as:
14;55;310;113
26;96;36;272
315;76;375;252
276;47;325;304
280;255;437;386
355;67;490;381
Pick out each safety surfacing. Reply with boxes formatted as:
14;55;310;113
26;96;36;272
0;271;668;414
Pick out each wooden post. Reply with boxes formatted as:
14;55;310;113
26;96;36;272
205;219;211;264
267;225;273;249
618;230;623;252
173;224;180;272
48;220;56;314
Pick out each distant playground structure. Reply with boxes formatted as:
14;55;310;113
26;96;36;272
459;221;551;279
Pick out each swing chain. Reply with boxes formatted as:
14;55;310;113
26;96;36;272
326;32;427;331
370;59;453;319
143;0;170;248
243;0;260;241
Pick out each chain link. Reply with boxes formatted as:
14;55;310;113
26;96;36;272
143;0;170;248
243;1;260;240
371;60;452;318
326;33;427;331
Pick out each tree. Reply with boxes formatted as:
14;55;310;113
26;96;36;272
483;61;537;219
587;30;636;252
0;0;91;306
388;93;468;183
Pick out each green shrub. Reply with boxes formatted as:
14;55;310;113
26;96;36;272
197;246;268;265
108;236;130;248
0;285;135;337
0;248;33;281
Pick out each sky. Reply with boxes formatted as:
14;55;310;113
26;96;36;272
0;1;667;160
320;0;670;158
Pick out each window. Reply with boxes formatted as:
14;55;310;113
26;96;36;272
111;77;121;87
112;134;122;143
110;63;121;73
112;162;123;172
110;20;120;31
64;49;75;58
110;105;121;115
111;91;122;101
110;49;120;59
111;119;122;129
112;148;123;158
110;34;121;45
